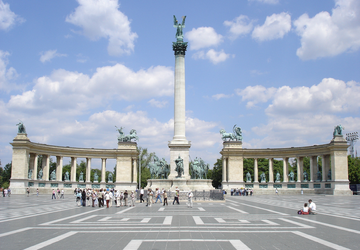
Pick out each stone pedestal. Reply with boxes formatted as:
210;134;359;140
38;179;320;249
168;142;191;179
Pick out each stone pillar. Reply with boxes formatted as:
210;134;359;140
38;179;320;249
116;142;138;189
33;154;38;180
254;158;258;183
29;153;35;179
56;156;63;181
309;156;317;182
132;158;138;184
283;158;288;182
297;157;303;182
71;157;77;182
321;156;327;182
86;158;91;182
42;155;50;181
323;155;331;181
222;157;227;183
101;158;106;183
268;158;274;183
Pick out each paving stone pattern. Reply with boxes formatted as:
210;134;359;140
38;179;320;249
0;194;359;249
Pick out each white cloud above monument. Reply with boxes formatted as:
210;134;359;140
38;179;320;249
252;12;291;41
0;0;25;31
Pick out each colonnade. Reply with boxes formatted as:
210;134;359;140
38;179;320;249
221;135;352;195
9;133;139;194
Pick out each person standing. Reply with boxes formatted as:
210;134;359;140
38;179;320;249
155;188;162;204
105;191;110;208
275;188;278;195
173;188;180;205
187;190;193;208
149;189;153;207
140;187;144;203
163;191;168;206
26;188;30;197
52;189;56;199
81;189;86;207
56;188;60;199
115;190;120;207
130;191;135;207
36;188;39;196
124;190;128;206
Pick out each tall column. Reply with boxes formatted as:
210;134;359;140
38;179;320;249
86;158;91;182
71;157;77;182
323;155;331;181
43;155;50;181
29;153;35;179
268;158;274;183
168;40;191;179
309;156;317;182
254;158;258;183
222;157;227;183
33;154;38;180
101;158;106;183
283;158;288;182
56;156;63;181
297;157;303;182
321;155;327;182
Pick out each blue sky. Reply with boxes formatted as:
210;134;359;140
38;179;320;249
1;0;360;170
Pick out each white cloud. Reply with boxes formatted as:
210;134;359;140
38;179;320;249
39;50;67;63
252;12;291;41
148;99;168;108
236;85;276;108
7;64;173;115
224;15;254;39
248;0;279;4
212;93;233;100
0;0;25;31
186;27;223;50
0;50;18;90
193;49;231;64
294;0;360;60
66;0;137;56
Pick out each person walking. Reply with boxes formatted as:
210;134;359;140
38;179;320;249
131;191;136;206
188;190;193;208
81;190;86;207
60;189;64;199
56;188;60;199
124;190;128;206
26;188;30;197
173;188;180;205
163;190;168;206
36;188;39;196
105;191;110;208
275;188;278;195
155;188;162;204
52;189;56;199
140;187;144;203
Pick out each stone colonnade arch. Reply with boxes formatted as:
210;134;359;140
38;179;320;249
9;133;139;194
221;135;351;195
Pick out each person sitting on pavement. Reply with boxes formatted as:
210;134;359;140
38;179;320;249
300;203;310;215
308;199;317;214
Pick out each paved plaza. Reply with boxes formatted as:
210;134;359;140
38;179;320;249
0;194;360;250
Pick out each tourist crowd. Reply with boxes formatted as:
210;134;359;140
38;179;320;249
230;188;253;196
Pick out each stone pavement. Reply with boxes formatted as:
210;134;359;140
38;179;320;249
0;194;360;249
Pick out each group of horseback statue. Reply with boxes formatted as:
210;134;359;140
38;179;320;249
190;157;209;179
147;155;170;179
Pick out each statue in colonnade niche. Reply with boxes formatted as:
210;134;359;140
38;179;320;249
260;172;266;183
16;121;26;134
288;171;295;182
175;155;184;178
316;171;322;182
50;170;56;181
246;172;251;182
28;169;32;179
327;169;332;181
64;171;70;181
303;171;308;182
79;172;84;182
94;172;99;182
108;173;113;183
275;172;281;182
38;168;43;180
333;124;344;137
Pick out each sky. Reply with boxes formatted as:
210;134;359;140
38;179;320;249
1;0;360;171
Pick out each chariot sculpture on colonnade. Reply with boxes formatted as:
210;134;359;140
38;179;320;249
220;125;242;142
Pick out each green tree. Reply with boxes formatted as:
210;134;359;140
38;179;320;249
348;155;360;184
62;163;71;181
211;158;222;188
243;158;254;182
1;162;12;188
137;147;154;188
76;161;86;181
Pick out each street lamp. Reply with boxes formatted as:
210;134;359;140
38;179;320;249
346;132;359;158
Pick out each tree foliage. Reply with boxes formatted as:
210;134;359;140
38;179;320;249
348;155;360;184
138;147;154;188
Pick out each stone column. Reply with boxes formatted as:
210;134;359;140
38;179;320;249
268;158;274;183
71;157;77;182
42;155;50;181
323;155;331;181
309;156;317;182
254;158;258;183
297;157;303;182
101;158;106;183
29;153;35;179
86;158;91;182
283;158;288;182
222;157;227;183
56;156;63;181
132;158;138;184
33;154;38;180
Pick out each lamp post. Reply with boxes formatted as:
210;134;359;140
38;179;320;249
346;132;359;158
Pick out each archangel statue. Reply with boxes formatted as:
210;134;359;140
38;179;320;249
173;15;186;42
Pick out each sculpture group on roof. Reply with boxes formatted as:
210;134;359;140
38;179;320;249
116;126;139;142
220;124;242;142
